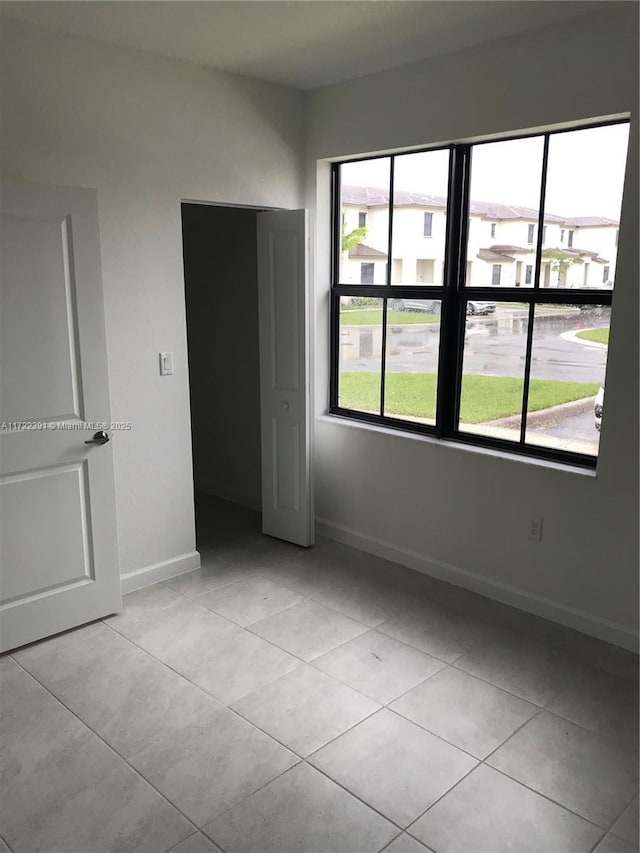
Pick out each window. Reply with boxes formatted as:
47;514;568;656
568;230;574;247
423;212;433;237
542;226;547;244
360;262;374;284
560;229;565;243
490;223;496;238
527;224;535;244
603;266;610;282
358;211;367;228
331;119;629;467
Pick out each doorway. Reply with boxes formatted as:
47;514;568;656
181;202;263;552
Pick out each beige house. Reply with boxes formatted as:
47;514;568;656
342;186;617;289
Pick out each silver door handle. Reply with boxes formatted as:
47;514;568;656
84;430;110;445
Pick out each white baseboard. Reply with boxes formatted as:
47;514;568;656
316;517;639;654
195;478;261;512
120;551;201;594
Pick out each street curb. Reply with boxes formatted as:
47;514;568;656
486;395;596;429
561;329;608;350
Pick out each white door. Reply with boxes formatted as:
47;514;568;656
257;209;313;547
0;181;120;652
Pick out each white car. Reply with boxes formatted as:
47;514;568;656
594;385;604;431
467;301;496;316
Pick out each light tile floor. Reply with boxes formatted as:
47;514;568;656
1;494;638;853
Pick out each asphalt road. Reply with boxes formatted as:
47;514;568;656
347;306;610;384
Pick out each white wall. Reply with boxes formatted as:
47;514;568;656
307;6;639;648
182;204;262;511
0;19;305;581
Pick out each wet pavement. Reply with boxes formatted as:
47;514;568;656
343;306;610;385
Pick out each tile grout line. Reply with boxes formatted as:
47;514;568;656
600;787;640;845
7;656;200;852
382;705;484;762
153;570;377;671
403;760;481;839
104;605;366;712
100;618;313;761
479;762;612;833
376;830;409;853
585;829;609;853
400;703;612;842
481;704;546;764
0;831;16;853
300;759;408;833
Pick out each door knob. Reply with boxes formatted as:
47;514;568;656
84;430;110;445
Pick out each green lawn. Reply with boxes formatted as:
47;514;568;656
341;309;439;325
576;327;609;345
339;372;600;422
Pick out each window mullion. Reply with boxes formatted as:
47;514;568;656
379;156;395;416
436;144;469;438
520;134;550;442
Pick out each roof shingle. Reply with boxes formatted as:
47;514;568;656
341;185;618;226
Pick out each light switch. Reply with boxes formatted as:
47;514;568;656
159;352;174;375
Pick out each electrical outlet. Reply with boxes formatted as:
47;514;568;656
528;517;543;542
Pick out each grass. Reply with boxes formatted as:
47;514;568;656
339;372;600;422
576;327;609;345
341;309;439;325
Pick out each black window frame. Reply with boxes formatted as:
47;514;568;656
329;119;625;470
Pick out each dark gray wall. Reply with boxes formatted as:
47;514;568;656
182;203;261;509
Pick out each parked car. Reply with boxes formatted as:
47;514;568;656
390;298;441;314
594;385;604;431
467;300;496;316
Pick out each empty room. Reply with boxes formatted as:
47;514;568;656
0;2;638;853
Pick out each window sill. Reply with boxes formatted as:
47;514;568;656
316;412;598;478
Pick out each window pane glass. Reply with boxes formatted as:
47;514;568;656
458;302;529;441
543;124;629;291
467;136;544;288
525;304;610;456
339;158;390;284
384;299;441;424
391;149;450;286
338;296;383;414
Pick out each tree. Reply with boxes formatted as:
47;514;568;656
542;248;576;286
341;223;367;252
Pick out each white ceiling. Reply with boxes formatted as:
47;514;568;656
0;0;615;90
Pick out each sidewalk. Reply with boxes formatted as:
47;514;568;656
485;395;595;431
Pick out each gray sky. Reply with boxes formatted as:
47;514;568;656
342;122;629;220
